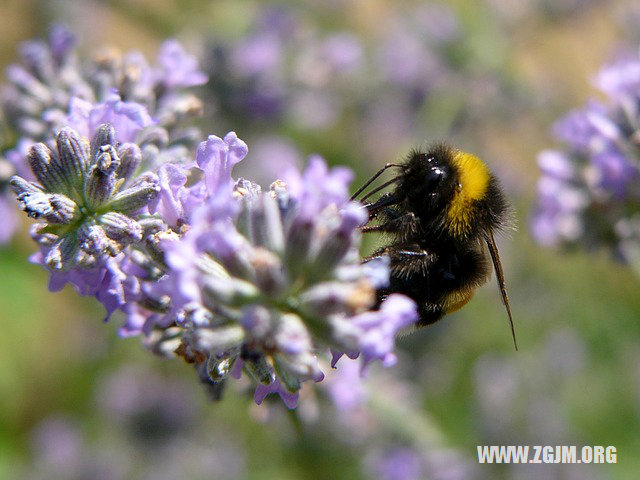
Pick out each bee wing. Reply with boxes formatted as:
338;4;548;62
485;230;518;351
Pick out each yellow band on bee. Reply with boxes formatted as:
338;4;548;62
447;151;490;237
443;286;477;314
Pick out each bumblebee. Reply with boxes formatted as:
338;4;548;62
352;144;517;349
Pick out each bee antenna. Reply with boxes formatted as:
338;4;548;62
484;230;518;351
360;177;400;202
350;163;403;201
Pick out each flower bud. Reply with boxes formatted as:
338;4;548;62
15;190;78;224
107;180;160;214
10;176;43;197
250;195;285;254
45;233;79;270
77;222;115;256
250;247;287;296
186;325;246;355
115;143;142;182
99;211;143;244
284;218;313;279
201;275;260;308
137;125;169;148
56;127;90;192
243;354;274;385
27;143;67;192
84;145;120;208
91;123;116;152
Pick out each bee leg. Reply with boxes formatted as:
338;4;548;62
394;249;430;257
361;251;391;263
364;193;399;216
362;245;429;261
360;224;389;233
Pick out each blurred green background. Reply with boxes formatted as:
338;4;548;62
1;0;640;479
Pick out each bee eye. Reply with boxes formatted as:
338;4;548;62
427;167;445;185
426;166;445;188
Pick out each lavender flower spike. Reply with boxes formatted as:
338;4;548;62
155;153;416;408
10;124;159;270
532;47;640;267
1;28;422;409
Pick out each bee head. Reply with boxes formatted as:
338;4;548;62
398;145;459;222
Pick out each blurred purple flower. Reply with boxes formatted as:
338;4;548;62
66;93;154;143
533;46;640;259
0;197;18;244
594;55;640;100
365;447;424;480
96;366;198;440
4;139;34;179
240;135;302;186
230;33;283;77
282;154;353;220
325;357;366;411
415;3;460;43
155;40;208;89
288;90;340;129
318;33;362;73
536;149;576;181
531;151;589;246
590;146;639;197
48;24;76;61
254;378;300;409
377;26;442;91
531;177;588;246
31;417;84;477
551;104;603;153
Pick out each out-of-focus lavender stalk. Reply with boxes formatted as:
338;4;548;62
532;47;640;276
322;358;481;480
25;365;247;480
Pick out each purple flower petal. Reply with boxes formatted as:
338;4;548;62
253;378;299;409
591;147;639;197
366;447;424;480
283;154;354;222
537;150;576;181
0;197;19;244
594;55;640;100
148;163;189;226
48;24;76;61
155;39;208;89
196;132;248;194
353;294;417;368
230;33;282;77
326;357;366;411
66;92;154;143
